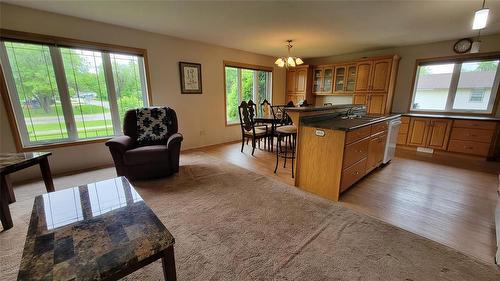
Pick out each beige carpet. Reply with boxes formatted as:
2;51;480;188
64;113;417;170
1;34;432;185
1;152;499;280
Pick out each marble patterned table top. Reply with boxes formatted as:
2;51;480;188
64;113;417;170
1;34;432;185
0;152;51;172
17;177;175;280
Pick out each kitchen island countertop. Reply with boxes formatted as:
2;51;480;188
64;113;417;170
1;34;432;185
301;114;401;131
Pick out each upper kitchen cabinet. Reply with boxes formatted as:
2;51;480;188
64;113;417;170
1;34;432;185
286;65;314;105
370;58;392;92
312;65;333;95
333;65;346;93
345;64;357;92
333;64;356;94
355;61;372;92
354;55;400;115
355;57;395;93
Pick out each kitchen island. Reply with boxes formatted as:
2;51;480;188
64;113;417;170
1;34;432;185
290;107;400;201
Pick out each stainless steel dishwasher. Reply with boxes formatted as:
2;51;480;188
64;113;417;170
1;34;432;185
383;118;401;164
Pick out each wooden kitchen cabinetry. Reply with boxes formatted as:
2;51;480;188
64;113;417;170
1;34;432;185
397;115;500;158
332;64;357;94
286;65;314;105
310;55;398;115
297;119;392;201
352;56;399;115
355;58;392;93
340;120;389;192
312;65;334;95
448;120;497;157
406;117;451;150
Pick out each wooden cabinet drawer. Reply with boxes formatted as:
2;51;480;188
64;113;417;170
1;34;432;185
401;116;410;124
453;120;497;130
371;121;388;134
341;158;367;192
447;140;490;156
346;126;371;144
450;128;494;143
343;137;369;168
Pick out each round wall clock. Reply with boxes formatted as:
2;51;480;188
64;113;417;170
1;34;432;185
453;38;473;54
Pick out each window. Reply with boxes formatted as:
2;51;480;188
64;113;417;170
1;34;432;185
469;89;485;103
224;63;272;124
411;57;500;114
0;40;149;148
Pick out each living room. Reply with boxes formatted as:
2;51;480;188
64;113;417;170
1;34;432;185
1;1;500;280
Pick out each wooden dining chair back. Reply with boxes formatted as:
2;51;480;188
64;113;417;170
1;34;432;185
271;105;293;127
238;100;269;155
260;99;272;118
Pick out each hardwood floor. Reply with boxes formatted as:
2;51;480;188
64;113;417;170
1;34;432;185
199;141;500;264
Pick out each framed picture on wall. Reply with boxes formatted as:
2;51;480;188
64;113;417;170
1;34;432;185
179;62;202;94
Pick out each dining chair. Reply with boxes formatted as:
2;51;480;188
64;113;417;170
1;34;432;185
271;104;297;178
260;99;272;118
238;100;271;155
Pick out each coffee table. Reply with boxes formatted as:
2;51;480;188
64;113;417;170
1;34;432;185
17;177;176;281
0;152;54;230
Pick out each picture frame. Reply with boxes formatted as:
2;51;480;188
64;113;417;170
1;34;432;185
179;61;202;94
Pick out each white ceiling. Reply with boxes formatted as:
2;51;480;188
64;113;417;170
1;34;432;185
3;0;500;58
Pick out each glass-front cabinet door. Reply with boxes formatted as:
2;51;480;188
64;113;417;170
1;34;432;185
322;67;333;94
346;65;357;92
312;67;323;93
334;65;346;93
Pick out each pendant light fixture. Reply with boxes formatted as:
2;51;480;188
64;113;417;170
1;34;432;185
275;40;304;68
472;0;489;30
471;0;490;53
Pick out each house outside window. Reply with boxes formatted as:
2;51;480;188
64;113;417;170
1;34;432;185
410;57;500;114
224;62;272;125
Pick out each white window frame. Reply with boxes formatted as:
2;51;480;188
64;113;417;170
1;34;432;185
410;57;500;115
0;40;150;149
224;63;273;125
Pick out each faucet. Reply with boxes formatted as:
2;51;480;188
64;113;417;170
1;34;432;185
345;107;354;117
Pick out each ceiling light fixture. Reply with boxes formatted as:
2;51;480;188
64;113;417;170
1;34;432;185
472;0;489;30
275;40;303;68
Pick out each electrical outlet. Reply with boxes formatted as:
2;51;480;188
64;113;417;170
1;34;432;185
199;130;206;136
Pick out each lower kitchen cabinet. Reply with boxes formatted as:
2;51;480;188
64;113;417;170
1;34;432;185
426;119;452;150
366;131;387;172
297;119;391;201
406;117;451;150
397;115;499;158
407;118;429;146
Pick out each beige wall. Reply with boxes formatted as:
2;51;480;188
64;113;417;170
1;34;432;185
0;4;286;181
307;34;500;114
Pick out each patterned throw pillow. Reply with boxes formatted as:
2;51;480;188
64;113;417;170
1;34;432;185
136;107;171;145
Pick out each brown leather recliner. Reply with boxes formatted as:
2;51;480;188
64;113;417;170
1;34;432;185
105;108;183;180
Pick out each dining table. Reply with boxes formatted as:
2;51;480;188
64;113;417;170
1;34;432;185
254;115;281;152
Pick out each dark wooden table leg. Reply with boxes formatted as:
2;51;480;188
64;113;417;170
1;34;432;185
0;176;13;230
1;174;15;203
39;157;54;193
161;246;177;281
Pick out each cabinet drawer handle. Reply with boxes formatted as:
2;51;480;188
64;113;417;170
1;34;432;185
464;146;474;149
353;171;359;175
467;134;477;137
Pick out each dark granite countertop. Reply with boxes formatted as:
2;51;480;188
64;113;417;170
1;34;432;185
285;104;365;112
301;114;401;131
402;113;500;121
